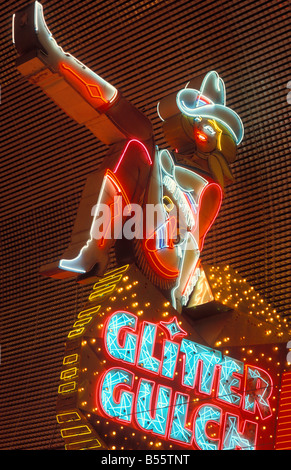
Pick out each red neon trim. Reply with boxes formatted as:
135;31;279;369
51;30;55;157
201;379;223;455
159;317;187;340
144;216;177;252
195;130;208;142
167;216;177;249
105;169;131;208
198;182;223;250
60;63;109;103
143;246;180;279
197;94;213;106
96;170;131;247
113;139;153;173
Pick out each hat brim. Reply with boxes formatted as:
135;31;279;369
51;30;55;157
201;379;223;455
176;90;244;145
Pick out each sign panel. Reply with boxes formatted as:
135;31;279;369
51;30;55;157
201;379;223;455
56;264;287;451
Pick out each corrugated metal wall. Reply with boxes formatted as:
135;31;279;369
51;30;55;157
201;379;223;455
0;0;290;449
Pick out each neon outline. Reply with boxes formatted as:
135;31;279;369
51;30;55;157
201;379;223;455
103;310;138;365
142;149;209;283
163;195;175;212
113;139;153;173
159;316;187;340
221;412;258;450
168;392;193;445
200;71;226;98
98;195;122;247
59;139;151;274
243;364;274;420
135;378;172;437
34;1;39;32
160;340;180;380
193;403;222;451
97;366;134;423
13;4;266;448
12;14;15;43
105;169;131;208
59;171;130;273
196;95;213;107
156;101;165;122
181;258;200;298
61;425;91;438
60;62;117;104
170;232;199;308
176;90;214;114
89;265;129;301
217;356;244;408
180;339;222;395
136;321;161;375
198;182;223;250
56;411;81;424
93;310;274;449
208;119;223;151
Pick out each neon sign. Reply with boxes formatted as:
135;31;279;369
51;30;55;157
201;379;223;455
53;263;289;451
94;309;274;450
12;1;244;315
12;2;291;452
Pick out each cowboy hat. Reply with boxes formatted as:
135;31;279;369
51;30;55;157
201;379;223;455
157;71;244;145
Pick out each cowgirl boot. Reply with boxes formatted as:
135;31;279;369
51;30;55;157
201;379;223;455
40;170;126;280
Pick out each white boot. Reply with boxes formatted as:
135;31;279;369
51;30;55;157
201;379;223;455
59;240;109;276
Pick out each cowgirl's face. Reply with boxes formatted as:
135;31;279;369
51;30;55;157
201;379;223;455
193;118;218;153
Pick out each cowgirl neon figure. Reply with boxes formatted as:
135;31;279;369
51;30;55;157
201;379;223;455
13;2;244;311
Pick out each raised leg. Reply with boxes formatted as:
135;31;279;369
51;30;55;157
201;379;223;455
12;1;153;145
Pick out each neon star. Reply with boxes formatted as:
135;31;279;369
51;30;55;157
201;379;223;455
160;317;187;340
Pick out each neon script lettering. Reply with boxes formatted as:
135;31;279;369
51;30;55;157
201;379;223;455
96;311;274;449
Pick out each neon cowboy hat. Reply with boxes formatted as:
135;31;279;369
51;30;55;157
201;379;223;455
157;71;244;145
